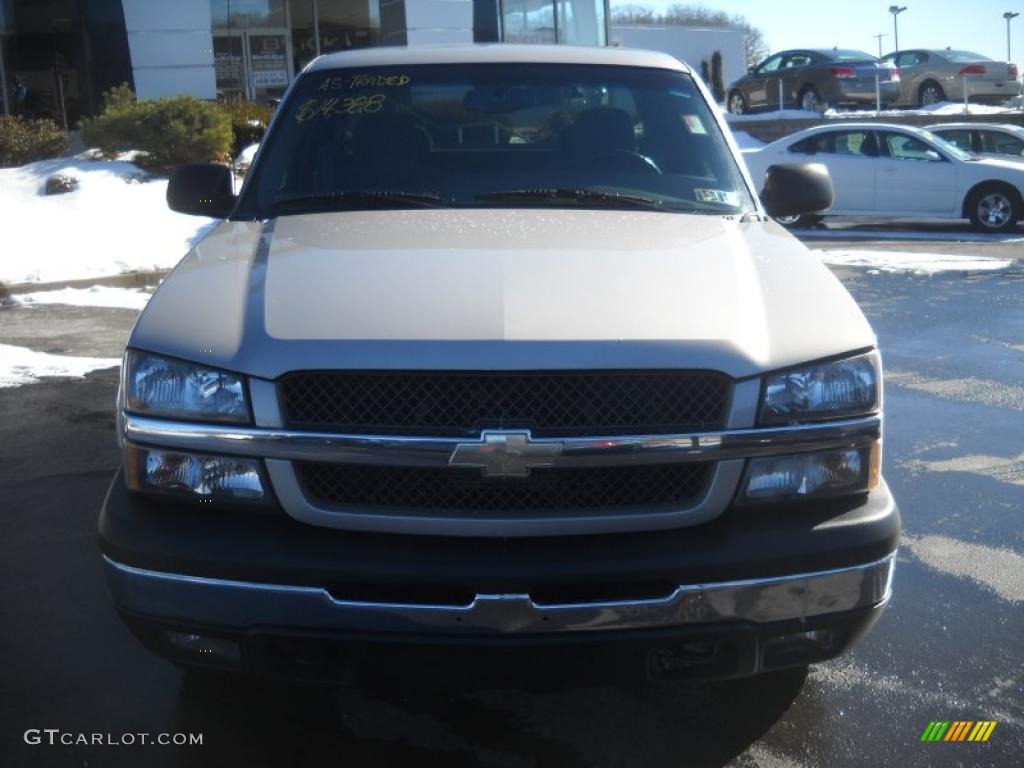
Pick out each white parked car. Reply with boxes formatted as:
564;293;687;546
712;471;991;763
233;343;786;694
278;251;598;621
926;123;1024;162
742;123;1024;232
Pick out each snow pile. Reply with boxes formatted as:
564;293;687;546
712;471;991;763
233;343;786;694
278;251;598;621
726;101;1020;123
16;285;153;311
0;343;120;388
726;109;819;122
0;154;217;286
236;143;259;166
834;102;1020;118
818;249;1013;274
802;228;1024;244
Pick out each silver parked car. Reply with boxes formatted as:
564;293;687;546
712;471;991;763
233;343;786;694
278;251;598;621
727;48;900;114
880;49;1021;106
927;122;1024;161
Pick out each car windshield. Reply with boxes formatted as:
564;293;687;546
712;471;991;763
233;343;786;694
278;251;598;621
238;63;754;218
942;50;991;62
920;130;975;161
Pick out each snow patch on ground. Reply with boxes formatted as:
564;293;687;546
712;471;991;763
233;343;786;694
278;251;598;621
236;143;259;166
836;101;1021;117
0;154;217;286
726;101;1020;122
802;228;1024;243
0;343;120;388
726;109;819;122
902;534;1024;603
818;249;1013;273
16;285;154;311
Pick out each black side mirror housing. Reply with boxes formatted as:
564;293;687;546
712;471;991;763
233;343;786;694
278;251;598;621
759;163;834;219
747;65;757;75
166;163;236;218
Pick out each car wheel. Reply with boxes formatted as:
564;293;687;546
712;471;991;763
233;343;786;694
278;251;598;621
918;81;945;107
728;90;748;115
799;87;822;112
775;214;824;229
968;184;1021;233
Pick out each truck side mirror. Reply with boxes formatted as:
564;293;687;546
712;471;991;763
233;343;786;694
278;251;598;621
759;163;834;219
166;163;236;218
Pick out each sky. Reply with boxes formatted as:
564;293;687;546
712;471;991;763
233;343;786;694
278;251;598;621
612;0;1024;63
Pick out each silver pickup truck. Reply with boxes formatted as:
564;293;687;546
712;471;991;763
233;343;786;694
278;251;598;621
99;44;899;683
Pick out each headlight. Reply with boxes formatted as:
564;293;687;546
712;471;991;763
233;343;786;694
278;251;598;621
760;351;880;425
125;350;250;424
125;443;268;503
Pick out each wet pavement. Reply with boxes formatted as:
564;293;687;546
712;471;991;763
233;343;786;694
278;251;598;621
1;247;1023;767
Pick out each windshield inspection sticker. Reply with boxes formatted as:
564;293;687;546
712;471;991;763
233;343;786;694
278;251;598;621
695;188;738;205
682;114;707;134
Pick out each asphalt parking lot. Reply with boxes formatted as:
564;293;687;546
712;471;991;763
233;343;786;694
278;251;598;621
1;225;1022;767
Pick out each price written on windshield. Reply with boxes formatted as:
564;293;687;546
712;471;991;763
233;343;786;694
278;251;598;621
295;94;386;122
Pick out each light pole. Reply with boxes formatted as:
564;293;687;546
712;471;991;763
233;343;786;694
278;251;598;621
889;6;907;52
873;33;888;57
1006;12;1020;61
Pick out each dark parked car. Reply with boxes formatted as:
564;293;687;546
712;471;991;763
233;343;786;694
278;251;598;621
727;49;901;114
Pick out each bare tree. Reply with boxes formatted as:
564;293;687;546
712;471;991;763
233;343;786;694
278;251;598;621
610;4;658;24
611;3;769;68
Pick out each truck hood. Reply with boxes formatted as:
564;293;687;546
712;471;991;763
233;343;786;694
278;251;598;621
130;209;874;380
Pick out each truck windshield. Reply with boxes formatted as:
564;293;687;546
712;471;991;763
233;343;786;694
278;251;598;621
237;63;754;218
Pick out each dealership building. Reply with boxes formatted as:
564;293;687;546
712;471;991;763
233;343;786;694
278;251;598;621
0;0;610;122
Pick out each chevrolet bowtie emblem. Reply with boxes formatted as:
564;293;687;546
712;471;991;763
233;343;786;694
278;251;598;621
449;431;563;478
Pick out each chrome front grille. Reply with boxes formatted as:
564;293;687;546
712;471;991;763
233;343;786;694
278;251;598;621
278;370;731;437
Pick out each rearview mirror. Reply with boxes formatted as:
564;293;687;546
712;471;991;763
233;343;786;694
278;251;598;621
759;163;834;219
166;163;236;218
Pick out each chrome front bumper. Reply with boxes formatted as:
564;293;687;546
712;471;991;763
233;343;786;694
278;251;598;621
104;554;895;636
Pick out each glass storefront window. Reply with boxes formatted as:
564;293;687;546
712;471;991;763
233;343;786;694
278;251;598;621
556;0;605;46
288;0;317;72
212;0;291;101
211;0;287;29
501;0;555;43
288;0;380;76
213;35;244;98
499;0;606;45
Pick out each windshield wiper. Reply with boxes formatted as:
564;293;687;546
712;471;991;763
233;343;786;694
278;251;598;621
476;188;668;210
272;190;443;211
